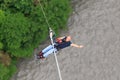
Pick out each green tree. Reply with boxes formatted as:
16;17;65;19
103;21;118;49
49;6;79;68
0;0;71;57
0;42;3;49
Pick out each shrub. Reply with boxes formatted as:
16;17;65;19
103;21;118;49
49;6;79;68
0;63;17;80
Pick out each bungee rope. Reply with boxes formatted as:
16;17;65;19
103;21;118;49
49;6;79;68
38;0;63;80
38;0;51;29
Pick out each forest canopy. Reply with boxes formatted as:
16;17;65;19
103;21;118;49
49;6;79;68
0;0;71;80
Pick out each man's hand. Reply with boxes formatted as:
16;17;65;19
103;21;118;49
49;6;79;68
71;44;84;48
78;45;84;48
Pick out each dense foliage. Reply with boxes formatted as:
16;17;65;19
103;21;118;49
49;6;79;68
0;61;17;80
0;0;71;80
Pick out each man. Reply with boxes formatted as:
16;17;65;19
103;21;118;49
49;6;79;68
36;32;84;59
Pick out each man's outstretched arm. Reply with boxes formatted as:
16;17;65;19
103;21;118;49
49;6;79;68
71;43;84;48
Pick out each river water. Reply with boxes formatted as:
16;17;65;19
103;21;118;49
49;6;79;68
11;0;120;80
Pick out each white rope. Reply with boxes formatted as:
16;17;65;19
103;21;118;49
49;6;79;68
38;0;63;80
50;35;63;80
38;0;51;28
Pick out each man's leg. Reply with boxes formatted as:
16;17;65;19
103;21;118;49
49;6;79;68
43;47;57;58
42;45;53;53
37;45;54;59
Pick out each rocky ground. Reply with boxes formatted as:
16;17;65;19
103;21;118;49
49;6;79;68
11;0;120;80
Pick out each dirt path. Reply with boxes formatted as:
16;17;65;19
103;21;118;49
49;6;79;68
11;0;120;80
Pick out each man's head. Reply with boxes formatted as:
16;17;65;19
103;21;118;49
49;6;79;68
66;36;71;41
